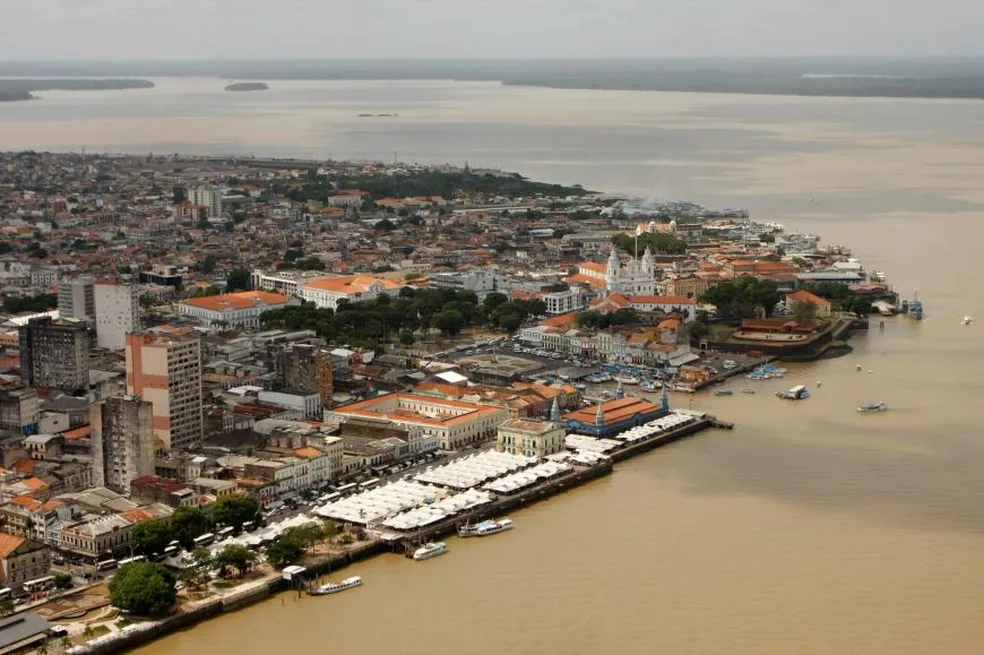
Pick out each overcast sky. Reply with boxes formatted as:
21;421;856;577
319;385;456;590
2;0;983;60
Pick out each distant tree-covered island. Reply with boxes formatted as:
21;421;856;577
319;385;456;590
225;82;269;92
0;78;155;102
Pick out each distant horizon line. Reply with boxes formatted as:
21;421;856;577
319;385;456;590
5;55;984;63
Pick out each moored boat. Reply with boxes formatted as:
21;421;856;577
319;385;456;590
740;388;755;394
713;388;734;396
412;542;448;561
613;375;640;385
458;518;514;538
311;576;363;595
857;401;888;413
776;385;810;400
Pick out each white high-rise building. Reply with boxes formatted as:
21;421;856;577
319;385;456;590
94;281;140;350
188;185;223;219
58;278;95;321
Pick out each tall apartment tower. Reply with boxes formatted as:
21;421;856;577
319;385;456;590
58;278;95;321
18;317;91;391
274;344;334;408
94;281;140;350
125;331;203;451
90;395;155;492
188;185;223;219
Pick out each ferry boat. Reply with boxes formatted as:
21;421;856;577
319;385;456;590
613;375;640;386
870;270;887;283
857;401;888;413
311;576;363;595
713;388;734;396
776;385;810;400
412;542;448;561
458;518;514;538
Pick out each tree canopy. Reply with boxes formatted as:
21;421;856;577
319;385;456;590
2;293;57;314
612;231;687;256
211;496;260;530
109;563;177;616
260;288;544;348
171;507;211;550
700;277;781;321
130;519;173;557
264;523;325;568
226;267;251;292
214;544;257;578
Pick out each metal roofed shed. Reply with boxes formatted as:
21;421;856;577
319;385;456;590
0;612;51;653
282;565;307;581
434;371;469;385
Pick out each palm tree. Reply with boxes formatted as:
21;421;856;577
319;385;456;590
82;624;94;640
60;636;72;653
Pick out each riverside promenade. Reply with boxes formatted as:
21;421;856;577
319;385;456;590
71;414;726;654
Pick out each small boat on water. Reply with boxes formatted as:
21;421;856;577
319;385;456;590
858;401;888;413
640;380;662;392
963;316;974;326
458;518;514;538
740;388;756;395
713;388;734;396
870;270;887;282
412;542;448;561
776;385;810;400
311;576;363;595
613;375;640;386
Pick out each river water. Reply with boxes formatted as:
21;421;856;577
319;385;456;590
5;78;984;654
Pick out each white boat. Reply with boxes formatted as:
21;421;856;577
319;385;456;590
613;375;640;385
458;518;514;538
870;270;887;282
776;385;810;400
857;401;888;413
412;542;448;561
311;576;363;595
963;316;973;325
640;380;661;392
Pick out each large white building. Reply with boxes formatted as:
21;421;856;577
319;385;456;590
299;275;403;310
178;290;297;329
126;331;203;451
94;281;140;350
544;287;584;315
188;185;223;219
58;278;95;321
574;247;657;297
327;393;508;451
497;419;566;458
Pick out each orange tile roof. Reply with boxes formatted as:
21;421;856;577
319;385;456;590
121;509;154;523
63;425;91;440
9;496;41;510
292;446;323;459
21;477;48;491
12;459;35;475
565;274;606;288
787;289;831;306
0;532;25;559
579;262;608;275
541;312;578;328
563;396;660;425
182;290;293;312
302;275;402;294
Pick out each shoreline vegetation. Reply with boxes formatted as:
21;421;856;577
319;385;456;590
0;78;154;102
224;82;269;92
4;59;984;99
